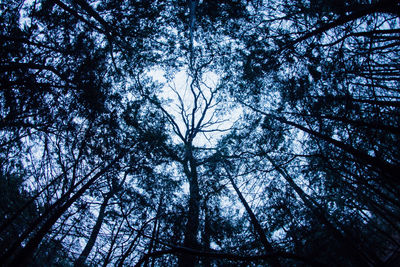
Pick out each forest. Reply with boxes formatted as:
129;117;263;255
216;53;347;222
0;0;399;266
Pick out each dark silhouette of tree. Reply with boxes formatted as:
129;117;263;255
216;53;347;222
1;0;399;266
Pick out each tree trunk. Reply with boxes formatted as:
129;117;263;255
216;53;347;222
274;115;400;182
5;153;125;266
294;112;400;135
224;167;282;267
74;192;112;267
0;163;101;263
143;196;163;267
178;153;201;267
202;203;211;267
102;219;124;267
266;155;379;265
118;230;143;267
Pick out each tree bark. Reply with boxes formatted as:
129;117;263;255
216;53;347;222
0;164;99;264
266;155;379;265
4;153;125;267
143;196;163;267
224;166;282;267
270;113;400;183
74;192;112;267
178;153;201;267
293;112;400;135
202;202;211;267
241;101;400;181
102;219;124;267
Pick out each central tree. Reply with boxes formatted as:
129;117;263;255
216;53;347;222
1;0;399;266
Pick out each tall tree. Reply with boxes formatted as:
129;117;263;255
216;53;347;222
1;0;399;266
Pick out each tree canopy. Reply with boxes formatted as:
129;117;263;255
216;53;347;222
1;0;399;266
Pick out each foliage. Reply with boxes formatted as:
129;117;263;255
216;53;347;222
0;0;399;266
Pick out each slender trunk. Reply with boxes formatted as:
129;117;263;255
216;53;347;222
0;169;68;235
0;143;90;235
102;219;124;267
0;164;100;264
242;102;399;180
266;155;379;265
5;153;125;266
143;196;163;267
117;230;142;267
340;161;400;209
274;116;400;182
315;153;400;231
74;192;112;267
150;219;161;267
145;219;158;266
202;201;211;267
291;0;397;46
178;153;201;267
224;167;282;267
118;216;158;267
294;112;400;135
334;95;400;108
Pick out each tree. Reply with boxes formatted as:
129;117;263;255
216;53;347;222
1;0;399;266
218;0;400;264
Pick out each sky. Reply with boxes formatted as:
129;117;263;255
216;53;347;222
149;68;242;148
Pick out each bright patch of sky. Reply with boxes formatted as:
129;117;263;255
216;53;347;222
148;68;241;148
18;0;34;28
